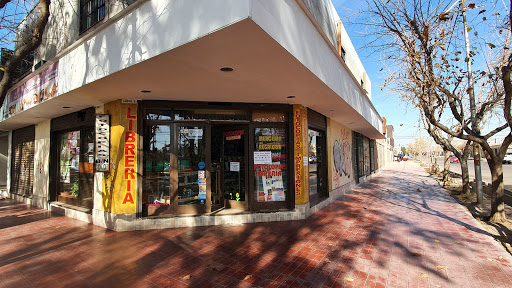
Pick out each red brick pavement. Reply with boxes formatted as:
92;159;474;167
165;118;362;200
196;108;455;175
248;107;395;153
1;162;512;287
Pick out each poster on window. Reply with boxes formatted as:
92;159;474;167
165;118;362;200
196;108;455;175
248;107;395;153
259;162;285;202
60;159;70;183
254;128;287;202
254;151;272;165
183;128;203;139
198;186;207;204
230;162;240;172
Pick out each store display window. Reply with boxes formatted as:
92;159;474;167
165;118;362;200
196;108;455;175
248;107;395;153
56;129;94;208
254;128;287;202
140;102;291;215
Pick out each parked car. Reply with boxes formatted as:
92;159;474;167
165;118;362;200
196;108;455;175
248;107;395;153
449;155;459;163
503;152;512;164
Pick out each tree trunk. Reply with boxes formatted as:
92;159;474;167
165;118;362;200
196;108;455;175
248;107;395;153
460;156;471;195
489;162;506;223
442;152;450;183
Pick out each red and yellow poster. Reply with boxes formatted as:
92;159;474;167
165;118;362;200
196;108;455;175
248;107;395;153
293;105;308;205
102;100;137;214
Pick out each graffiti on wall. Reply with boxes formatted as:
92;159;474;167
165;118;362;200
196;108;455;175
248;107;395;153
333;140;351;178
332;127;352;188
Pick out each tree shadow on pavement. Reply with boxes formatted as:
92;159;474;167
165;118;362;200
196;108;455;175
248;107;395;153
2;166;505;287
0;199;62;230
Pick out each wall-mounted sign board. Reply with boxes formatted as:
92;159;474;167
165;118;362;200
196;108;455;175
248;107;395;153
95;114;110;172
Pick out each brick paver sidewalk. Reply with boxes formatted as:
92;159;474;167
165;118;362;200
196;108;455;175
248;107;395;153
1;162;512;288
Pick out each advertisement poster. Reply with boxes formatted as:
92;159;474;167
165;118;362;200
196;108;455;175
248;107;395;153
70;159;79;172
181;128;203;139
254;151;272;164
60;159;70;183
198;171;206;203
224;130;244;141
230;162;240;172
7;62;59;118
259;162;285;202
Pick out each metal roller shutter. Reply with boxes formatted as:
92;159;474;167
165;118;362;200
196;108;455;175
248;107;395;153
307;108;327;130
11;125;35;196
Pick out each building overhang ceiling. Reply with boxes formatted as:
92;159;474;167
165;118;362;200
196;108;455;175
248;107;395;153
0;18;383;139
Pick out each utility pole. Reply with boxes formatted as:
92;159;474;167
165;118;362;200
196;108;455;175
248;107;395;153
461;0;484;205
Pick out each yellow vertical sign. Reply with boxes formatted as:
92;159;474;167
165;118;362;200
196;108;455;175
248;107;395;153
294;105;309;205
102;100;137;214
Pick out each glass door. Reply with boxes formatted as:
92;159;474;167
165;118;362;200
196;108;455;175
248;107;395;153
174;123;210;214
222;125;248;210
142;124;172;216
308;129;326;203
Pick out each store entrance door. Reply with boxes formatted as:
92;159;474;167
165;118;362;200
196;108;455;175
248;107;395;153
211;125;249;211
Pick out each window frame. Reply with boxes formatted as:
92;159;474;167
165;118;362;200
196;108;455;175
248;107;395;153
79;0;106;33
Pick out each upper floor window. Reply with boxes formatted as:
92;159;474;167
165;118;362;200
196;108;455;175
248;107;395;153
340;46;346;61
80;0;106;33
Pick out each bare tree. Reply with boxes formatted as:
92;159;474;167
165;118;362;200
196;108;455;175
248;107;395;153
363;0;512;222
0;0;51;108
421;110;473;194
406;136;431;157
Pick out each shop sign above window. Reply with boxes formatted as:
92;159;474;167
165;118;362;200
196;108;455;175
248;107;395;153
95;114;110;172
5;61;59;120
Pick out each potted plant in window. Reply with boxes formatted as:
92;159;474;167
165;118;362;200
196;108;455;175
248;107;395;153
71;179;79;198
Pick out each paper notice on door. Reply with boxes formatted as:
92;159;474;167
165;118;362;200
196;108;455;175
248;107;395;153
230;162;240;172
254;151;272;164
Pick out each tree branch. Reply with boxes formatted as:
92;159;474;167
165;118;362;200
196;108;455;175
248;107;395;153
0;0;51;109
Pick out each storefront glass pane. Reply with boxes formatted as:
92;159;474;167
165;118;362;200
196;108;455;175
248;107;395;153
178;126;207;205
254;128;287;202
57;129;94;209
308;129;323;197
252;111;287;122
143;125;171;206
145;109;173;120
58;131;80;198
175;109;249;121
80;129;95;207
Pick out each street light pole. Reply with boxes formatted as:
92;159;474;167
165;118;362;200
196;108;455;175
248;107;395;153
460;0;484;204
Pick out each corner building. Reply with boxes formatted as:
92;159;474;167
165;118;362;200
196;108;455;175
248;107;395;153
1;0;393;230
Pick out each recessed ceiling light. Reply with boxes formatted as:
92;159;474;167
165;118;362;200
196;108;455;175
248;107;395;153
220;67;234;72
63;106;71;109
287;96;296;99
140;90;151;93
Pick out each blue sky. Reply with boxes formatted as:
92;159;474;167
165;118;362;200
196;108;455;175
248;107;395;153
332;0;510;148
332;0;422;148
